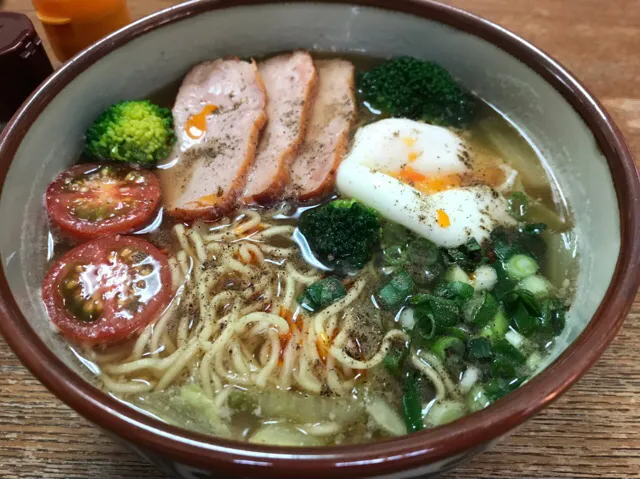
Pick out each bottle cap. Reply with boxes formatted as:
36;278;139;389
0;12;54;124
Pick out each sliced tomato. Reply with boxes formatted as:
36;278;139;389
45;163;161;238
42;236;172;345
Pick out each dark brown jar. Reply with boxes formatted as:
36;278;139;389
0;12;53;125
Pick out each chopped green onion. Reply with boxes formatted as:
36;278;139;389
297;276;346;313
518;275;551;298
493;339;526;364
444;238;485;272
466;385;491;412
506;254;539;280
479;310;509;341
412;312;436;342
503;289;543;337
489;227;520;262
398;307;416;330
445;325;470;341
484;376;527;402
430;336;465;362
465;238;482;252
467;337;493;361
505;329;526;349
490;260;518;299
490;358;517;378
412;294;460;333
511;302;539;336
377;268;414;309
508;191;529;220
402;372;424;433
434;280;475;305
526;351;543;371
490;339;526;378
424;400;467;427
540;298;567;337
383;345;409;376
463;291;499;327
444;265;471;284
472;265;498;292
489;225;547;262
503;289;542;316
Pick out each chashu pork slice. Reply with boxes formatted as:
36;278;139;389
287;59;356;201
159;58;267;220
243;51;317;204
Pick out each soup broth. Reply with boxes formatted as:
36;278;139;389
42;52;576;446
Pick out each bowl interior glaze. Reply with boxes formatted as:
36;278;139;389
0;1;634;477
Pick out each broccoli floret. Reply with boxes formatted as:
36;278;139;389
298;199;381;272
84;100;175;164
358;57;477;127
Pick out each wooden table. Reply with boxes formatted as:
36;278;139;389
1;1;639;478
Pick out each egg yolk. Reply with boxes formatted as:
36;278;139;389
436;209;451;228
185;104;218;140
389;166;462;194
188;193;221;208
402;137;417;148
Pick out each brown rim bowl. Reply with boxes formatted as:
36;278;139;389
0;1;639;478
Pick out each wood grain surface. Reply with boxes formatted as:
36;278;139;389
1;1;639;478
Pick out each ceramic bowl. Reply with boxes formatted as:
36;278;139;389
0;1;638;478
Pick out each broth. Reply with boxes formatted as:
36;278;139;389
42;52;577;446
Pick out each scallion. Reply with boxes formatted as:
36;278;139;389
412;294;460;333
434;280;474;305
424;400;467;427
467;337;493;361
444;265;471;284
518;275;551;298
402;372;424;433
430;336;465;362
506;254;539;280
377;268;414;310
297;276;347;313
463;291;499;327
383;346;409;376
479;310;509;341
466;385;491;412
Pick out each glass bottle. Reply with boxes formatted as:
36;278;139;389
32;0;131;62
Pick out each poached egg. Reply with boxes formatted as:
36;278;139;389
336;119;516;247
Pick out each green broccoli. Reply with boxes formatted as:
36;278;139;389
358;57;477;127
84;100;175;165
298;199;381;272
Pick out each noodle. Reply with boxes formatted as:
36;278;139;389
94;209;446;438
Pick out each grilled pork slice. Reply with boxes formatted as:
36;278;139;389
159;58;267;219
243;51;317;204
287;59;356;201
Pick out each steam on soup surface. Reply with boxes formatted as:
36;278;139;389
41;52;576;445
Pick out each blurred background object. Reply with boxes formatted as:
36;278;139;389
31;0;130;61
0;11;53;126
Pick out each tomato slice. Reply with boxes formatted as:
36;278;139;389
45;163;161;238
42;236;172;345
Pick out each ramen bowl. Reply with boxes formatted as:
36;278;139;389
0;1;638;477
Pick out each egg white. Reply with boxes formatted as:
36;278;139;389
336;119;516;247
344;118;469;176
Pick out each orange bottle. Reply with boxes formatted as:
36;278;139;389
32;0;131;62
